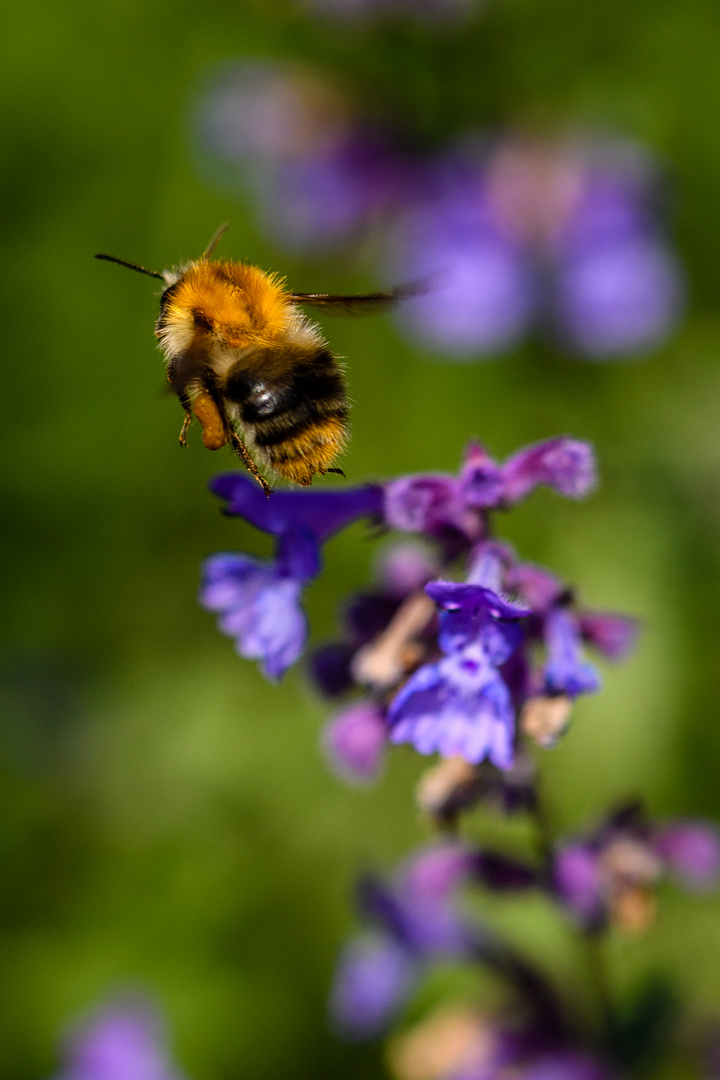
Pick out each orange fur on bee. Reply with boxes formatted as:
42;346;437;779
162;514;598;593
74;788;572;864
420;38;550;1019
163;261;294;351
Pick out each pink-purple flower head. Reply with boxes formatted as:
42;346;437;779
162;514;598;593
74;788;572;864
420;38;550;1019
384;438;597;547
54;998;185;1080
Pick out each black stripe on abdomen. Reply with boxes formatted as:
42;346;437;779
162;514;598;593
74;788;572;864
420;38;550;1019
223;347;348;434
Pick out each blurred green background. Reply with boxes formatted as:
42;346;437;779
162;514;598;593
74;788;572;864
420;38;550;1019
3;0;720;1076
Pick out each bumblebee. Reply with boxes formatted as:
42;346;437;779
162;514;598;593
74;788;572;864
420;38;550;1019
96;225;416;496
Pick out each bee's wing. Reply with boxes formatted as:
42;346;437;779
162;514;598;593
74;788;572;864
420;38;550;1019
288;280;429;316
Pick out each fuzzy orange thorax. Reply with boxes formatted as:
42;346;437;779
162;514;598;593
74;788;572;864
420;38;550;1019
167;260;292;349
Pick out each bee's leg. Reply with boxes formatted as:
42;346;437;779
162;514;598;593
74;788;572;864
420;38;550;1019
179;411;192;448
177;392;192;448
325;467;346;478
229;431;273;498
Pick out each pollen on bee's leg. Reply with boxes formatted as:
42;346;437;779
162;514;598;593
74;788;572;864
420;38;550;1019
192;391;229;451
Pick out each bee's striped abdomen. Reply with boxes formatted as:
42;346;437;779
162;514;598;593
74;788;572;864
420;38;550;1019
224;347;349;486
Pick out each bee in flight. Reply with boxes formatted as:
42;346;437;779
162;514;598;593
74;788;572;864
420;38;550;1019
96;224;419;497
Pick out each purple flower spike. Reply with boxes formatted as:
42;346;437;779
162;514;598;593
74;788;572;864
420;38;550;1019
388;645;516;768
200;553;307;680
59;999;184;1080
653;822;720;891
323;701;388;784
578;611;640;661
542;607;601;697
329;934;418;1039
209;473;384;543
500;438;597;505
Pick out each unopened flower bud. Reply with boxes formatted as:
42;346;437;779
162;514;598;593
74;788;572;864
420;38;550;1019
521;695;573;748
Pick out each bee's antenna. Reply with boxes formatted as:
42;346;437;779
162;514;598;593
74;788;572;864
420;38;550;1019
203;222;230;259
94;254;165;280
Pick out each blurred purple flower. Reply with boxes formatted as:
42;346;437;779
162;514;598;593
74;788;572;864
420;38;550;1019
577;610;640;661
555;236;684;359
197;64;684;359
323;700;388;783
541;607;601;698
552;806;720;932
391;180;535;358
56;999;185;1080
330;934;419;1038
331;843;483;1038
652;821;720;890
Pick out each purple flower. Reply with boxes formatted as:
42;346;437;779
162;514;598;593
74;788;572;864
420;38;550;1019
392;183;535;358
556;236;683;358
542;607;601;697
202;475;383;679
389;648;516;767
552;166;684;357
322;700;388;783
383;437;596;551
331;843;483;1038
652;822;720;891
56;999;185;1080
209;473;384;544
329;934;419;1038
200;553;307;681
400;842;478;903
552;843;604;926
499;437;597;503
383;473;479;543
578;610;640;661
553;808;720;931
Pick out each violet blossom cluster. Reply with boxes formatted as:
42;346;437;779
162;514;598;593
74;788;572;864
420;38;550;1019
197;62;684;359
199;435;635;777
